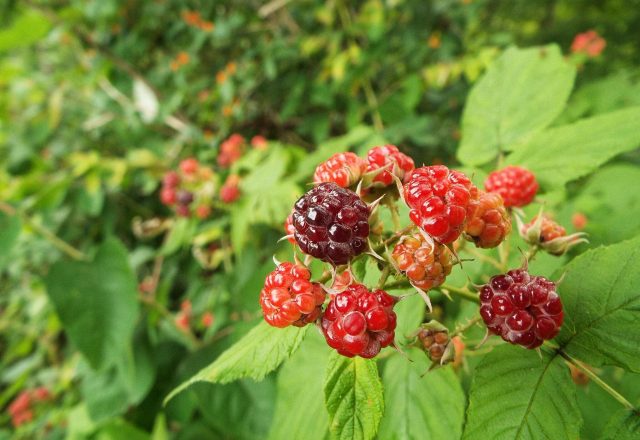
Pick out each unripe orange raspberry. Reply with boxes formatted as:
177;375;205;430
465;191;511;248
391;234;454;290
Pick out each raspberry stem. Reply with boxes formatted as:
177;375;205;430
557;349;637;412
384;279;480;304
451;315;483;337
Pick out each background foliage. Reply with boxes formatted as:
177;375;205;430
1;0;640;439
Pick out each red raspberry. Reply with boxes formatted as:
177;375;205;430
313;152;367;188
8;392;31;416
260;262;326;328
464;191;511;248
220;175;241;203
218;134;245;168
195;205;211;219
484;166;538;208
176;189;194;206
32;387;51;402
292;183;370;266
391;234;453;290
284;212;296;244
201;311;214;328
525;215;566;242
479;269;563;349
251;135;268;150
175;205;190;217
403;165;478;244
321;283;397;358
572;212;588;230
160;187;176;205
180;158;199;175
366;145;415;186
163;171;180;188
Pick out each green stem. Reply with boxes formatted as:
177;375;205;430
558;349;636;412
0;201;87;261
451;315;482;337
526;245;539;262
440;283;480;304
377;266;391;289
386;198;402;231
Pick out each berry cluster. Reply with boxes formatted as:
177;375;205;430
160;158;216;218
484;165;538;208
464;191;511;248
322;284;397;358
519;214;586;256
366;145;415;187
8;387;51;428
218;133;246;168
313;152;366;188
391;234;454;290
417;326;451;364
220;174;241;203
404;165;479;244
479;269;563;349
260;262;326;328
292;183;370;266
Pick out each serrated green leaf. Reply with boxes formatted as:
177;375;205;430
458;45;575;166
601;409;640;440
44;238;139;369
463;345;581;440
508;106;640;189
324;353;384;440
268;331;331;440
555;235;640;372
393;294;425;344
164;322;308;404
378;350;465;440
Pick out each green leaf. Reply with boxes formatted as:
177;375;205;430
165;322;308;404
268;331;331;440
378;350;465;440
324;353;384;440
601;409;640;440
458;45;575;166
44;238;139;369
0;11;51;52
508;106;640;188
0;210;20;270
393;294;425;345
463;345;581;440
555;235;640;372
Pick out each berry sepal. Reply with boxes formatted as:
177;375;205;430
517;211;588;256
414;320;455;368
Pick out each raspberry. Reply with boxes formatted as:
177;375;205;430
524;215;566;242
218;134;245;168
572;212;588;230
366;145;415;186
260;262;326;328
160;187;176;205
464;191;511;248
417;327;450;363
220;175;241;203
479;269;563;349
176;189;194;206
403;165;479;244
163;171;181;188
180;158;199;175
313;152;367;188
251;135;268;150
391;234;453;290
292;182;370;266
484;166;538;208
321;283;397;358
519;214;586;255
195;204;211;219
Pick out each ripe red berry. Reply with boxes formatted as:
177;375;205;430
321;283;397;358
160;187;176;205
251;135;268;150
484;166;538;208
180;157;199;175
218;134;245;168
391;234;453;290
366;145;415;186
260;262;326;328
220;175;241;203
163;171;181;188
292;182;370;266
313;152;367;188
403;165;479;244
195;205;211;219
479;269;563;349
464;191;511;248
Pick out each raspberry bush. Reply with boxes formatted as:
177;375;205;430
3;3;640;438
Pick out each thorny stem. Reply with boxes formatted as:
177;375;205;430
558;349;637;413
0;201;87;261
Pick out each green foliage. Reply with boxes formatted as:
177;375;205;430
324;353;384;440
463;345;581;440
601;409;640;440
555;236;640;372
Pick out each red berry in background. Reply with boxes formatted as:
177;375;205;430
180;157;199;175
464;191;511;248
479;269;563;349
284;212;296;244
366;145;415;186
313;152;367;188
404;165;479;244
160;187;176;205
292;182;370;266
32;387;51;402
201;311;214;328
321;283;397;358
220;175;241;203
175;205;190;217
163;171;180;188
524;215;566;242
251;135;268;150
484;165;538;208
571;30;606;57
218;134;245;168
176;189;194;206
572;212;588;230
8;392;31;416
260;262;326;328
195;204;211;219
391;234;453;290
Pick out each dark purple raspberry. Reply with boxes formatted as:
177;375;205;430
292;182;370;266
479;268;563;349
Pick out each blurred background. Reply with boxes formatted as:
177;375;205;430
1;0;640;438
